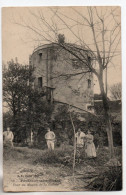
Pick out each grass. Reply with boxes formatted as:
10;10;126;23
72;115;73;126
3;145;122;167
3;145;122;191
33;146;74;165
32;145;122;169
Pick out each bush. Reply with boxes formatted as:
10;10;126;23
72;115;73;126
86;166;122;191
33;146;73;165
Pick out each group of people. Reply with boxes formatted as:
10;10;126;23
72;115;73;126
75;128;96;158
3;126;56;150
3;126;96;158
45;127;96;158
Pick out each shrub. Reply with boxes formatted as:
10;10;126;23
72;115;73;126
86;166;122;191
33;146;73;165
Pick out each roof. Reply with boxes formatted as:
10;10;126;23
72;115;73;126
32;42;93;57
33;43;58;53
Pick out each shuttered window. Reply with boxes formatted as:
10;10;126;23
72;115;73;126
38;77;42;88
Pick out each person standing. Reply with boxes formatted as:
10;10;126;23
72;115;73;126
85;130;96;158
75;128;85;159
3;127;14;148
45;127;55;150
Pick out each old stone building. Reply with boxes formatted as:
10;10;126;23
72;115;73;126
29;43;94;112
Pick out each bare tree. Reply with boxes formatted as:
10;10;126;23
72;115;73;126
13;6;121;158
109;82;121;100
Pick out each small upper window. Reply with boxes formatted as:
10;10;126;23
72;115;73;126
38;52;42;61
72;59;79;69
88;79;91;88
72;59;84;69
88;56;91;64
38;77;43;88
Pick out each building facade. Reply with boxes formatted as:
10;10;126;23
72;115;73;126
30;43;94;112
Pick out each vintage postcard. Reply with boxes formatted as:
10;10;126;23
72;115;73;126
2;6;122;192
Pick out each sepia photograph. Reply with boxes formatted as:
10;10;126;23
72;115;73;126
2;6;122;192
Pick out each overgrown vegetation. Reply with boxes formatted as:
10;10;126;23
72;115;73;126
33;146;73;165
86;166;122;191
3;146;122;191
3;59;54;144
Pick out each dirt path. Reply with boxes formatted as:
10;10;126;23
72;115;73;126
3;147;93;192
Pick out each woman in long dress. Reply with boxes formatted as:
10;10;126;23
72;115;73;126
85;130;96;158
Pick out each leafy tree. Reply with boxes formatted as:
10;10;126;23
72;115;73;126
3;59;34;117
3;59;54;144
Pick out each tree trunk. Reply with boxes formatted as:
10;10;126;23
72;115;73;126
98;75;114;158
69;109;76;177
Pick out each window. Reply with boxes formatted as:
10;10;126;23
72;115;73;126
88;56;91;64
72;59;79;69
88;79;91;88
38;52;42;62
38;77;43;88
72;59;84;69
46;88;51;101
46;87;54;102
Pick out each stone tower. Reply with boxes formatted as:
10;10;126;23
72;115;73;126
30;43;94;112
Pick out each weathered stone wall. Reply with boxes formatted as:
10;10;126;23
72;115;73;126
30;43;94;111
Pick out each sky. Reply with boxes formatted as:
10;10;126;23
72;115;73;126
2;7;122;94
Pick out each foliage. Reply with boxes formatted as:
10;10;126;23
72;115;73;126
86;166;122;191
3;111;13;130
52;105;74;146
33;146;73;165
94;100;121;115
3;59;34;115
3;59;54;144
50;104;121;148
